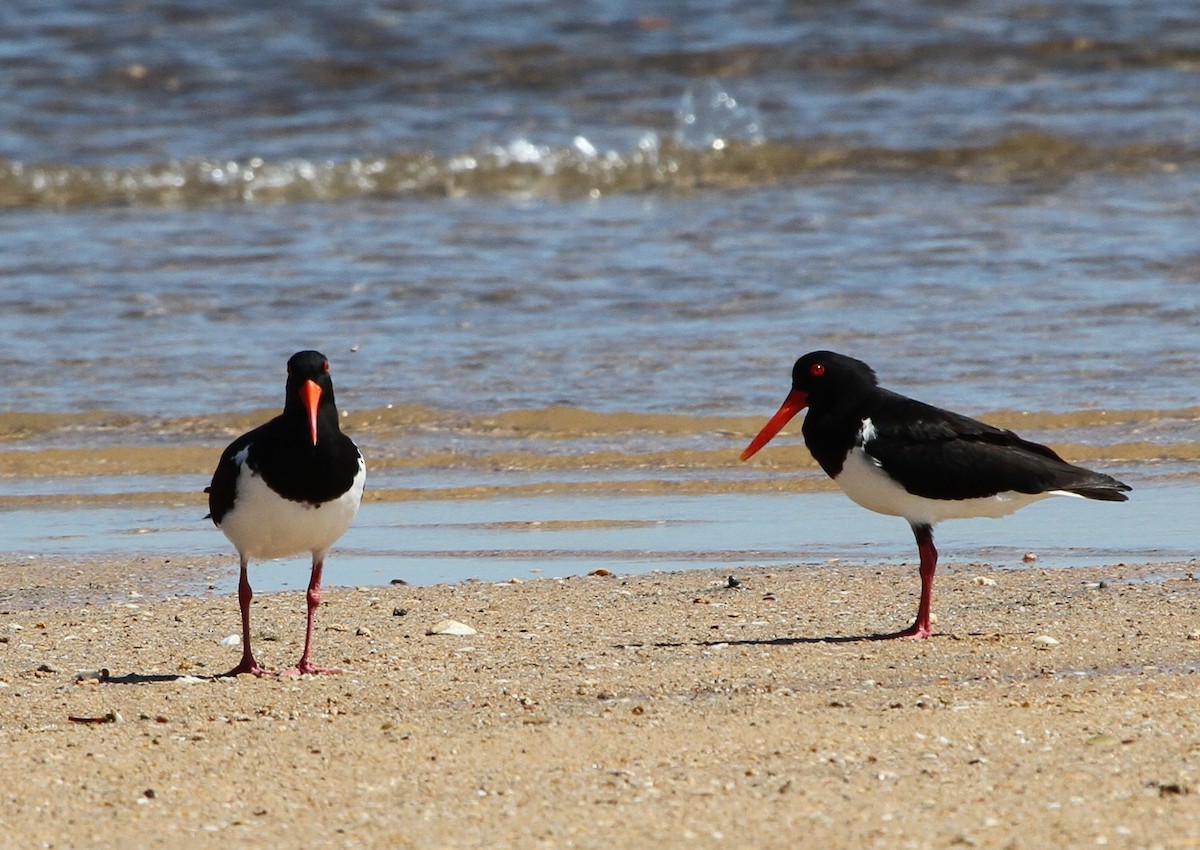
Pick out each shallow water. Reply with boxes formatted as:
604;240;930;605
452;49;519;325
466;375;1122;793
0;1;1195;592
0;478;1189;595
6;176;1200;420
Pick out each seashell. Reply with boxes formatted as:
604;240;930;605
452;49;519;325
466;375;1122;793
426;619;477;636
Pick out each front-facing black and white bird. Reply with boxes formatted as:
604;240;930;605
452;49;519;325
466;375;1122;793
206;350;366;675
741;351;1130;639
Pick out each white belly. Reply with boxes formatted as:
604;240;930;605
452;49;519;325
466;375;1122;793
835;446;1061;526
218;460;365;560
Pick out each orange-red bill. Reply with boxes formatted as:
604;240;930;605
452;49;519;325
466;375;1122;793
740;388;809;461
301;379;322;445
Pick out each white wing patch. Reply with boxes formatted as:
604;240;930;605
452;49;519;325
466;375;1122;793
856;417;877;448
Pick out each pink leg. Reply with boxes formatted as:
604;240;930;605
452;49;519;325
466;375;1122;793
279;556;341;676
221;555;274;676
875;523;937;640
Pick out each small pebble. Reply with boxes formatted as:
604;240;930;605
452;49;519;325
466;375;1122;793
219;634;241;647
1023;552;1039;563
971;576;997;586
1033;635;1060;648
1154;781;1190;797
355;627;372;637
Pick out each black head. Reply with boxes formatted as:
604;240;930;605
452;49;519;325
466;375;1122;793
284;350;338;445
790;351;878;404
742;351;878;461
287;350;332;383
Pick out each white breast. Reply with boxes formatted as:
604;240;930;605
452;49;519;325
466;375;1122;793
218;458;366;560
835;444;1058;527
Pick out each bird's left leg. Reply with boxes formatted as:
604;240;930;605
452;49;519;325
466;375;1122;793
281;554;342;676
876;523;937;639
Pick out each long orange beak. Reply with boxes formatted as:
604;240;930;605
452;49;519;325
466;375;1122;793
301;379;322;446
740;388;809;461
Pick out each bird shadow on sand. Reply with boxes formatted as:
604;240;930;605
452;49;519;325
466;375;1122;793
619;631;933;649
100;672;211;685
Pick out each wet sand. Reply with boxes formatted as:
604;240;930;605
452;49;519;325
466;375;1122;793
0;403;1192;512
2;557;1198;848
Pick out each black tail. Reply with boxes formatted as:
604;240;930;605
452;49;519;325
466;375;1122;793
1065;476;1131;502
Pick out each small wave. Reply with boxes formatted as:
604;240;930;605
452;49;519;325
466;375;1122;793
0;132;1194;210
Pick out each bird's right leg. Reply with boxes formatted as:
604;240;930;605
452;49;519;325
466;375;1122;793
221;554;273;676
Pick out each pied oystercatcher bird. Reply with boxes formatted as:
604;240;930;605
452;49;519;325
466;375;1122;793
741;351;1130;639
206;350;366;675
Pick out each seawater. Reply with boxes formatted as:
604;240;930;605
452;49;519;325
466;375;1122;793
0;1;1196;590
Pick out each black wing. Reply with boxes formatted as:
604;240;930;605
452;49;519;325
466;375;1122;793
866;392;1130;502
205;421;271;524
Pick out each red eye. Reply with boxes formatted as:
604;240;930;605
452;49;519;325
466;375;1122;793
323;360;331;373
809;363;826;377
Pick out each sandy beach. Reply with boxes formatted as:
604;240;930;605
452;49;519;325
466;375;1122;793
2;556;1198;849
7;3;1200;848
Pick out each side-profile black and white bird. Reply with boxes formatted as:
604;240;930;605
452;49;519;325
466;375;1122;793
206;350;366;675
741;351;1130;639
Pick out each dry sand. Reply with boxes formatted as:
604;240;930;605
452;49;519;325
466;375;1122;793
2;557;1199;849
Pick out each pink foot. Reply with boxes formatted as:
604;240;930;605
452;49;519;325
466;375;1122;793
220;657;277;677
872;622;932;640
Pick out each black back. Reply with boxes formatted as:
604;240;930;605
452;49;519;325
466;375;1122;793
206;350;363;524
792;351;1131;502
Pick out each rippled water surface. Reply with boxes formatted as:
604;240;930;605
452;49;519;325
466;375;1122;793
0;0;1196;588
